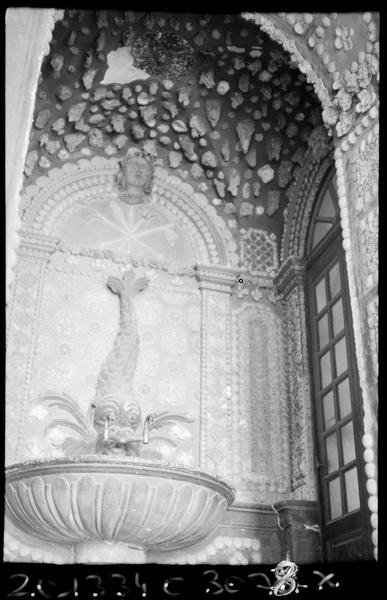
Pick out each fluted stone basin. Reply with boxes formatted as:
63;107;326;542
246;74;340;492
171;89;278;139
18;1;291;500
5;456;235;563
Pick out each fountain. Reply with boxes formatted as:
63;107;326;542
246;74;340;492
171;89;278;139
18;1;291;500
5;270;235;563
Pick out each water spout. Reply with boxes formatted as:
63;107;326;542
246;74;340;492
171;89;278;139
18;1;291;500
143;414;151;444
100;410;193;457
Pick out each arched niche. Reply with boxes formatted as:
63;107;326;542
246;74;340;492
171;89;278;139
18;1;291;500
9;155;240;473
19;156;238;268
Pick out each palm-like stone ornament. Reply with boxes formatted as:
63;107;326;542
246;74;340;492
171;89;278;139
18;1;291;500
39;269;193;459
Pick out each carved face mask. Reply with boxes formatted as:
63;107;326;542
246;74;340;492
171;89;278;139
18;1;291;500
94;397;141;432
121;401;142;428
126;157;150;187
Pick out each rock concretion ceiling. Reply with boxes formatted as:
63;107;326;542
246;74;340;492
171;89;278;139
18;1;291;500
23;10;329;237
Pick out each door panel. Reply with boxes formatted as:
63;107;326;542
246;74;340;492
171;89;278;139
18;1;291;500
306;231;372;561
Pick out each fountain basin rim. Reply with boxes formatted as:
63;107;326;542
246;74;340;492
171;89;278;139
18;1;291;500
6;455;235;505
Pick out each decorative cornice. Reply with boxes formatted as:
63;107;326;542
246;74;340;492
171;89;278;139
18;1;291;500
55;240;197;278
195;264;239;293
17;230;58;260
274;256;305;297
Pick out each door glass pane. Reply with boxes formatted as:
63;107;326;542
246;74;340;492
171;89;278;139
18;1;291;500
329;477;343;520
322;391;335;429
334;337;348;376
315;278;327;313
342;421;356;464
345;467;361;513
320;351;332;389
326;432;339;473
329;262;341;298
332;298;344;336
318;313;329;350
337;378;351;418
318;190;335;218
313;222;333;248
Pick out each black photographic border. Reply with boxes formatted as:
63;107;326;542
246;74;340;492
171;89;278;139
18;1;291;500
2;559;383;598
2;4;383;598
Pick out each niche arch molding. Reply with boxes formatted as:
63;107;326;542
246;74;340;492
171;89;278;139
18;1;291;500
19;155;238;268
281;148;334;263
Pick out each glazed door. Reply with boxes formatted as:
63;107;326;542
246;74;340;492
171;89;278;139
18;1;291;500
307;230;373;561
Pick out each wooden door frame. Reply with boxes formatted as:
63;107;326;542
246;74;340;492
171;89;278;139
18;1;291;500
304;224;373;561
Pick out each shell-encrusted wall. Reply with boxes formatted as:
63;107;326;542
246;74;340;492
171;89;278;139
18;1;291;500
6;171;295;563
9;160;230;467
7;10;378;564
335;123;379;558
14;256;201;467
19;157;238;267
230;301;289;503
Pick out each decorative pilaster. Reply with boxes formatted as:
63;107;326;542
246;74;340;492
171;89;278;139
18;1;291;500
274;257;315;501
6;231;58;463
333;110;379;559
6;8;63;303
195;265;238;477
230;298;289;504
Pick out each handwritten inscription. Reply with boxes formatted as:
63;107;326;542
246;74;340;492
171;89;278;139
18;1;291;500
7;569;340;598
